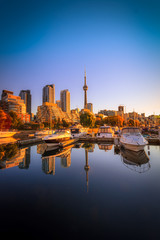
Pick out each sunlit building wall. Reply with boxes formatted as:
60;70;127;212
0;90;30;123
19;90;32;116
43;84;55;104
60;89;70;113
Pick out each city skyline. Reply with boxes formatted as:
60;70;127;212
0;0;160;116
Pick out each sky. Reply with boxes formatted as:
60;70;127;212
0;0;160;116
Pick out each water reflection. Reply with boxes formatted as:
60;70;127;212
0;142;151;176
0;144;30;170
41;144;73;175
120;148;150;173
98;143;113;152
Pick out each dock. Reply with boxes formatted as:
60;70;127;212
0;135;160;147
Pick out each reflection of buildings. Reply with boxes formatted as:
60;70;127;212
88;144;95;153
121;149;150;173
19;147;31;169
0;148;28;170
61;151;71;168
42;156;55;175
42;146;72;175
37;144;47;155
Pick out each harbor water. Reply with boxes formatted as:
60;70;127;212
0;142;160;239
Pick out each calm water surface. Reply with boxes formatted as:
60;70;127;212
0;143;160;239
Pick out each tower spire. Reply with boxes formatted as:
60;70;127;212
83;68;88;109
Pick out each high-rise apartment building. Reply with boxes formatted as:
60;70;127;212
19;90;31;115
87;103;93;113
0;90;30;123
60;89;70;113
43;84;55;104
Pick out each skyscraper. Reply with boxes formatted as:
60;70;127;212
83;70;88;109
87;103;93;113
60;89;70;113
19;90;31;115
43;84;55;104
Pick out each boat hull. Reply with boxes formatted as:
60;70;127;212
0;132;16;138
120;142;146;152
44;137;71;144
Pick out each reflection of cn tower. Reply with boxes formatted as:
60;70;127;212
84;149;90;192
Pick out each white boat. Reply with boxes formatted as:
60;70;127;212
120;127;148;152
35;130;55;136
0;131;16;138
43;129;72;150
97;125;114;138
70;124;88;138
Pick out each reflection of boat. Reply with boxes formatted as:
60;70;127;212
98;144;113;152
70;124;88;138
43;129;73;150
120;127;148;151
0;131;16;138
121;148;150;173
97;125;114;138
42;144;74;158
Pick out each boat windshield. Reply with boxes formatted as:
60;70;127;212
54;130;66;134
99;127;112;133
71;129;80;134
122;128;140;134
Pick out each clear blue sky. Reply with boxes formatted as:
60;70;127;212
0;0;160;116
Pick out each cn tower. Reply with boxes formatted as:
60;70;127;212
83;69;88;109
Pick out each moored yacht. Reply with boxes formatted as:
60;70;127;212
120;127;148;152
70;124;88;138
97;125;114;138
35;129;55;136
43;129;77;151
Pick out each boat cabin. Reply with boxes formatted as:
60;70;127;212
122;127;140;134
98;126;113;133
71;128;80;134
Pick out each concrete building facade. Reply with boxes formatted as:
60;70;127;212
60;89;70;113
43;84;55;104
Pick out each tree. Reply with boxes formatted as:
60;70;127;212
62;119;70;128
127;119;134;126
0;108;11;130
80;112;95;128
8;111;22;129
103;116;124;127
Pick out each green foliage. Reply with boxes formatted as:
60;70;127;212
62;119;70;128
80;112;95;128
0;143;18;160
9;111;22;129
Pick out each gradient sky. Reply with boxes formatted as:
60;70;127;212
0;0;160;116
